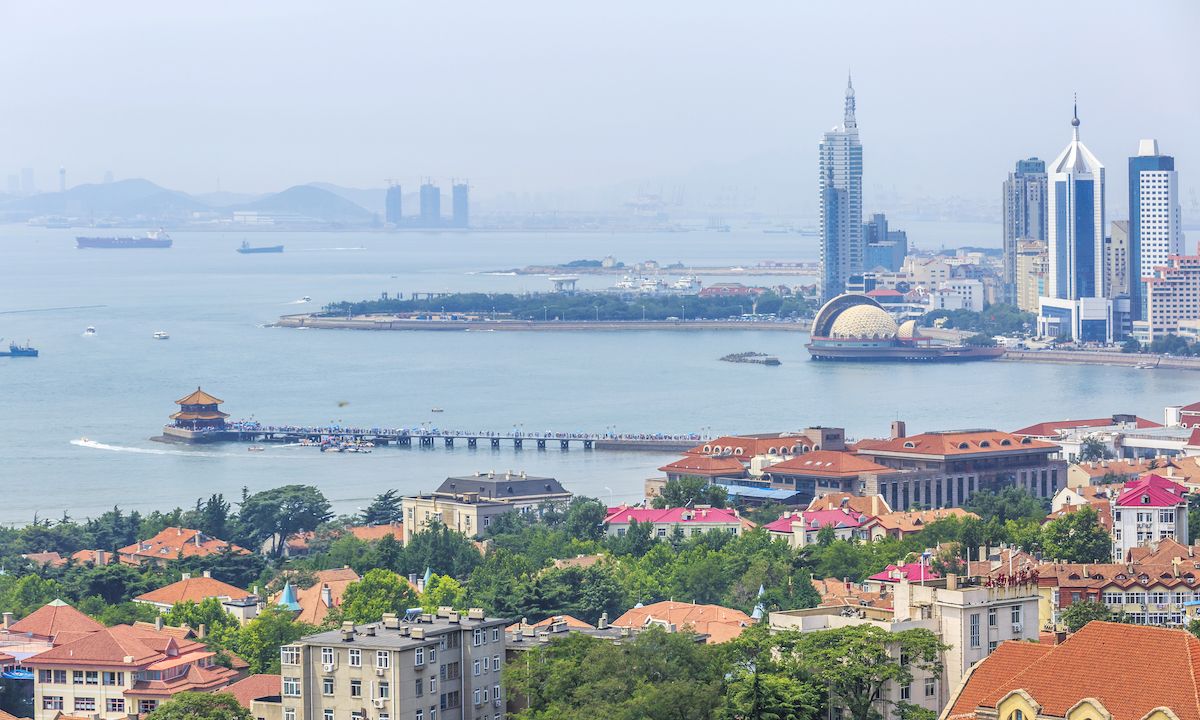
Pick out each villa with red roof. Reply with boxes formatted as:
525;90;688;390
763;507;874;547
117;527;249;567
133;572;251;614
866;562;940;587
603;505;750;539
1111;474;1189;559
611;601;754;644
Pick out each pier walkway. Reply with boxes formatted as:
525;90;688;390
210;421;700;452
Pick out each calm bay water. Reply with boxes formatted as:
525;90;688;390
0;223;1188;525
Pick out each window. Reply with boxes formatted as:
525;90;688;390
1151;591;1169;605
473;628;483;646
988;640;997;653
473;659;481;676
416;678;424;697
1104;591;1123;605
349;648;361;667
429;648;437;663
969;613;980;647
102;671;123;686
656;528;667;537
429;675;437;693
42;697;63;711
323;677;334;696
1161;510;1176;523
323;710;334;720
377;650;391;668
483;687;489;702
1011;606;1021;624
284;709;296;720
492;628;501;642
987;607;996;627
139;700;158;714
107;698;126;713
493;684;501;702
416;710;425;720
925;677;935;697
492;654;500;670
321;647;335;666
474;689;482;706
900;683;910;700
351;712;363;720
73;670;84;684
281;646;300;665
1010;711;1024;720
282;677;301;697
416;647;425;666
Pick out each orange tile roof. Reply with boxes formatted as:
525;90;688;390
7;600;102;643
946;640;1056;719
1044;501;1113;532
135;576;250;606
506;615;595;633
21;552;66;568
270;568;361;625
126;660;238;697
224;674;281;708
1072;457;1182;479
765;450;897;477
856;430;1056;457
118;527;249;562
175;387;223;405
658;455;747;476
1127;537;1200;565
1013;416;1161;437
0;709;28;720
685;433;822;461
129;622;196;640
347;524;404;542
872;508;978;534
612;601;754;644
68;549;114;566
25;623;213;669
805;492;892;516
811;577;891;610
551;554;604;571
960;622;1200;720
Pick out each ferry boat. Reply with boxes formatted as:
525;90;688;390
671;275;701;292
0;340;38;357
76;230;172;249
237;241;284;254
153;331;170;340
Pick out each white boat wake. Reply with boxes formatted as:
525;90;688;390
71;438;211;456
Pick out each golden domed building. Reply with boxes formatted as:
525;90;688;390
807;294;1001;362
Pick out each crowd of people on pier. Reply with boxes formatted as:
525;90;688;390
224;419;701;443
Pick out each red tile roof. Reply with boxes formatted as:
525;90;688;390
604;506;743;526
286;568;360;625
135;575;250;606
1044;501;1113;532
1013;416;1161;437
224;674;281;708
764;450;896;477
506;614;595;633
658;455;747;476
1115;474;1188;508
118;527;249;562
20;551;66;568
952;622;1200;720
685;433;821;461
347;524;404;542
869;563;939;583
856;431;1056;457
612;601;754;644
805;492;892;516
763;508;872;533
872;508;978;534
6;600;103;643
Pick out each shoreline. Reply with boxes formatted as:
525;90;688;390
275;314;808;332
1001;349;1200;371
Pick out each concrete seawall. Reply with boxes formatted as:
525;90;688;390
1002;350;1200;371
276;314;807;332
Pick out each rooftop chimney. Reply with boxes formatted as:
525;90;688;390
202;570;211;578
2;612;12;630
181;573;191;581
598;612;609;630
198;623;207;639
341;621;356;642
891;420;907;440
321;584;333;608
155;616;164;631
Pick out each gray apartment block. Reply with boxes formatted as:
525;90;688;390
258;609;508;720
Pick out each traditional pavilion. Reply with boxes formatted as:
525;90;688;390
171;387;228;432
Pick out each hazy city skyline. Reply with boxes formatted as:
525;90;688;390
1;1;1197;216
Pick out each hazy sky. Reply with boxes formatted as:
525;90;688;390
1;1;1197;215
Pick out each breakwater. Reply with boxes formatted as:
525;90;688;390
1002;350;1200;371
276;314;807;332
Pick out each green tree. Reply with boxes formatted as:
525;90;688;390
1078;437;1111;462
1121;337;1143;354
651;476;728;509
1060;600;1112;632
230;606;315;674
966;487;1048;526
1040;506;1111;563
340;568;419;623
360;490;402;525
791;625;946;720
162;597;241;651
144;692;252;720
401;520;481;578
420;573;467;613
723;669;819;720
238;485;332;556
564;497;608;541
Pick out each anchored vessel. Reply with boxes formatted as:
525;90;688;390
806;294;1004;362
76;230;172;249
237;241;284;254
0;340;38;357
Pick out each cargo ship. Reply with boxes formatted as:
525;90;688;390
76;230;172;249
0;340;38;357
237;241;284;254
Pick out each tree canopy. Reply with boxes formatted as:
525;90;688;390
144;692;253;720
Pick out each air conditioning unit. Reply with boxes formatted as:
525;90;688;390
494;698;502;708
375;667;386;676
372;698;386;709
1011;623;1023;633
323;663;335;673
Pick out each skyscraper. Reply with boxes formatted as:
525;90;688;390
818;75;863;302
419;180;441;227
385;184;402;226
1046;102;1105;300
1002;158;1047;303
451;181;469;228
1128;139;1182;322
862;212;907;272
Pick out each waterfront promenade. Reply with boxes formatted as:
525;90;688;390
276;314;807;332
1002;349;1200;371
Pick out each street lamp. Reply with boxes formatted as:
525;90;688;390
594;305;600;321
641;305;646;321
543;306;548;322
681;304;685;322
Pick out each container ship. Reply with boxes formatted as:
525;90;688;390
76;230;172;249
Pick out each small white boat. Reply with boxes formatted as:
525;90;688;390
153;331;169;340
247;445;265;452
431;408;444;413
301;296;312;303
83;326;96;336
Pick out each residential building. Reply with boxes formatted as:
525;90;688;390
257;608;507;720
612;601;754;644
451;182;469;228
819;75;864;301
806;491;892;516
1129;139;1183;321
385;184;402;226
854;429;1066;509
759;450;898;505
936;279;984;312
133;571;253;616
684;428;846;475
1015;241;1049;313
763;507;873;547
225;673;282;713
117;526;249;567
902;255;952;289
602;505;749;539
1145;254;1200;341
25;622;237;719
1002;158;1048;303
869;508;978;540
773;573;1039;713
942;622;1200;720
1111;474;1189;559
418;181;441;227
402;472;572;541
270;568;361;626
1066;457;1191;487
1104;220;1130;298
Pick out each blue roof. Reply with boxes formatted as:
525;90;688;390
722;486;802;500
278;581;301;612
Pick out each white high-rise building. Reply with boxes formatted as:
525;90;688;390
1129;139;1183;322
1046;101;1105;300
818;75;864;302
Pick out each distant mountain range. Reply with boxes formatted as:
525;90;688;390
0;178;380;223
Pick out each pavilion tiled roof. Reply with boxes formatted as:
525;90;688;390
175;387;223;405
135;575;250;606
856;431;1056;457
6;599;103;643
764;450;896;477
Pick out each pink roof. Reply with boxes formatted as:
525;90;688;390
869;562;940;583
763;508;872;533
1115;473;1188;508
604;506;741;525
1189;427;1200;447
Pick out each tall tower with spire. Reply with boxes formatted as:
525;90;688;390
1046;97;1105;301
818;74;864;301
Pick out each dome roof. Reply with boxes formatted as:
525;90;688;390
829;305;898;339
897;320;920;340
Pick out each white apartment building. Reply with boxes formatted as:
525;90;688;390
1112;474;1190;560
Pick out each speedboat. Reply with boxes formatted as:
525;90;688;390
153;331;169;340
431;408;444;413
301;296;312;303
83;326;96;336
247;445;265;452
